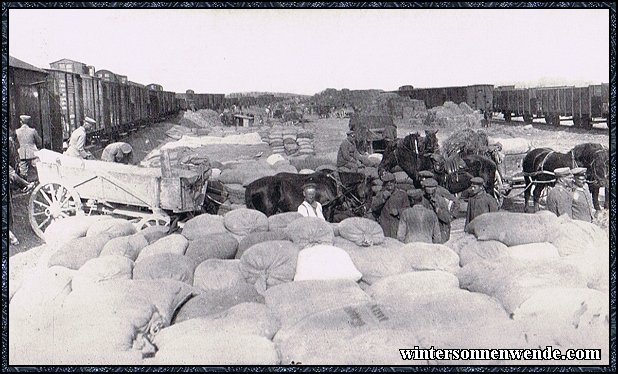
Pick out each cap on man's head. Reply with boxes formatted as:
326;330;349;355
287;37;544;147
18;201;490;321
407;189;424;199
422;178;438;187
381;172;395;182
419;170;434;179
303;182;318;191
84;117;97;125
571;167;587;176
553;167;572;177
20;115;31;122
120;143;133;154
470;177;485;185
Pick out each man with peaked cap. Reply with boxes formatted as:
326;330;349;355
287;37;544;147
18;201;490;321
370;172;410;238
15;114;42;179
546;167;573;218
464;176;499;232
382;121;398;151
420;178;453;243
101;142;134;164
297;182;325;220
397;189;441;244
337;130;371;188
65;117;96;159
418;169;457;201
571;167;595;222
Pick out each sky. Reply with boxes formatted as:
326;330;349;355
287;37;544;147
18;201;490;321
8;8;610;96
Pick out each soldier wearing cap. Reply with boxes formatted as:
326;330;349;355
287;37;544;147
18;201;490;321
397;189;441;244
297;182;325;220
370;172;410;238
101;142;134;164
418;170;457;201
337;130;364;172
546;167;573;218
420;178;453;243
382;122;398;151
65;117;96;159
571;167;595;222
15;114;42;179
464;176;498;232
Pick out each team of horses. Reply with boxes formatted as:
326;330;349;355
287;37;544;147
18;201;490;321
240;128;609;222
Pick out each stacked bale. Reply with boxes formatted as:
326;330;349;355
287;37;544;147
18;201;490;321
424;101;483;129
268;130;285;154
266;126;315;156
296;131;315;155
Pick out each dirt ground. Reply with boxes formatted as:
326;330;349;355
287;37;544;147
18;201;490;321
9;113;610;257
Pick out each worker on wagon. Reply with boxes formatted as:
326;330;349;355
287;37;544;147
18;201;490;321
15;114;42;180
382;122;398;151
101;142;134;164
546;167;573;218
65;117;96;159
397;189;441;244
464;177;499;232
370;172;410;238
420;178;453;243
297;183;325;220
571;167;595;222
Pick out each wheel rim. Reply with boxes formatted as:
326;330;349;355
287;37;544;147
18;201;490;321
137;215;170;230
29;183;82;239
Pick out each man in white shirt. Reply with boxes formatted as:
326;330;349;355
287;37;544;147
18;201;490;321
297;183;325;220
65;117;96;159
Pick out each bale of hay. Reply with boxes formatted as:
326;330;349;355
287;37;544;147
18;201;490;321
139;226;169;244
458;257;588;313
458;239;508;266
467;211;558;246
294;245;362;282
133;253;197;285
193;259;245;292
267;212;303;231
224;208;269;237
286;217;334;248
265;280;371;329
151;333;280;365
100;233;148;261
48;234;112;270
44;216;113;244
442;128;489;158
505;242;560;261
173;285;264;323
236;230;289;259
86;218;136;239
239;241;300;294
182;214;228;240
338;217;385;247
185;232;239;263
366;271;460;305
274;303;423;365
156;303;280;350
136;234;189;261
71;255;134;291
400;242;460;274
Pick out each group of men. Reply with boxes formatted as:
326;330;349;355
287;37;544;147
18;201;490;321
547;167;596;222
65;116;134;164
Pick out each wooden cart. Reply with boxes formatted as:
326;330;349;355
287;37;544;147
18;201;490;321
29;149;209;238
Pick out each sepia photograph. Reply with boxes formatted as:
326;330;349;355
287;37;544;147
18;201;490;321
4;4;613;368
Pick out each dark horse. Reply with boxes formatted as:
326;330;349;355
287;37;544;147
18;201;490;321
572;143;609;210
245;170;372;222
522;147;578;212
379;132;426;188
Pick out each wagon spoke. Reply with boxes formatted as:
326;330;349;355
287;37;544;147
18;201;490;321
34;199;51;209
59;194;73;209
46;184;57;202
37;216;52;229
40;190;54;206
32;212;49;217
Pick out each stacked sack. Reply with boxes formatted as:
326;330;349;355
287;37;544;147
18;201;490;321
296;131;315;155
266;126;315;156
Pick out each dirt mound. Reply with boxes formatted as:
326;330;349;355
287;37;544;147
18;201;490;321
179;109;223;128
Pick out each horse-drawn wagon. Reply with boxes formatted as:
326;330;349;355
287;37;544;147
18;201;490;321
29;149;211;238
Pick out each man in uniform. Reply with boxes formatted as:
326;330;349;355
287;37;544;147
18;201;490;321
65;117;96;159
15;114;42;179
464;176;499;232
546;167;573;218
370;172;409;238
101;142;134;164
571;167;595;222
397;189;441;244
337;130;371;188
382;122;398;151
420;178;453;243
297;183;325;220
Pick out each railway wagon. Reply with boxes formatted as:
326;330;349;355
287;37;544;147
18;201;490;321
494;84;609;128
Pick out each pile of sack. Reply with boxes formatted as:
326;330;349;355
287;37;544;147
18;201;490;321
8;209;609;365
266;126;315;156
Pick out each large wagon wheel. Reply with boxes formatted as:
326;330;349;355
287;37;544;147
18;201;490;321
136;213;171;231
29;182;83;239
